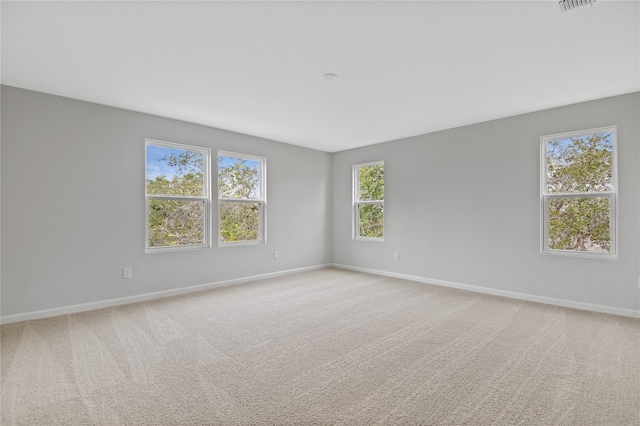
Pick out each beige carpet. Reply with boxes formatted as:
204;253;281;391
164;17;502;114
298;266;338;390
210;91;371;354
2;268;639;425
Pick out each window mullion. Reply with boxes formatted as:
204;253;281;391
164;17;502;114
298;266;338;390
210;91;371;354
147;195;207;201
218;198;261;204
544;192;615;199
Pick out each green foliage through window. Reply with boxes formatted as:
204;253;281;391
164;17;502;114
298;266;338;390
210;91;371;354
359;204;383;238
546;133;613;193
358;164;384;201
548;197;610;252
543;130;615;255
355;163;384;239
148;200;205;247
219;202;260;243
218;153;264;244
145;141;209;250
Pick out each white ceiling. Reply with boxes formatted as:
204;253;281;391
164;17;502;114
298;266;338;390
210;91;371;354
2;1;639;152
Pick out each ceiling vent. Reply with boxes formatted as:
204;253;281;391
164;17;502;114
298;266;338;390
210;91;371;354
559;0;596;12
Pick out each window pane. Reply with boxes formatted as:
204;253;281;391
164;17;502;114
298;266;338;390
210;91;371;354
220;201;260;243
548;197;611;253
358;164;384;201
148;199;205;247
218;155;261;199
545;132;613;193
359;204;384;238
146;145;205;196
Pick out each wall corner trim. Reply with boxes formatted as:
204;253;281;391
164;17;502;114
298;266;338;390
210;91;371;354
331;264;640;319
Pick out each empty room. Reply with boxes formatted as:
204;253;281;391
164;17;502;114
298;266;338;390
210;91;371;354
1;1;639;425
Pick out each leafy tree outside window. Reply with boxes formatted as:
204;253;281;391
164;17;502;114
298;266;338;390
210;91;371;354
541;127;617;258
218;152;266;245
145;140;211;251
354;162;384;240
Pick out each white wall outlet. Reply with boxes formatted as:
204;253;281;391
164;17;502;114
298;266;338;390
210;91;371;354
123;267;132;279
637;276;640;289
394;251;399;260
273;251;279;260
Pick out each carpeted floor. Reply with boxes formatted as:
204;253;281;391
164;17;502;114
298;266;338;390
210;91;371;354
1;268;639;425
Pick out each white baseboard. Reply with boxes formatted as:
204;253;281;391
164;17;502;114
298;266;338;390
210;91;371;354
331;263;640;319
4;263;637;324
0;264;332;325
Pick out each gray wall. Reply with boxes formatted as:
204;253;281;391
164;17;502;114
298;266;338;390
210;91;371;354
2;86;638;318
332;93;640;311
1;85;332;316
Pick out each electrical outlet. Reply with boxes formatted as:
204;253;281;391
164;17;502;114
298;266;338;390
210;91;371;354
273;251;279;260
394;251;399;260
123;267;132;279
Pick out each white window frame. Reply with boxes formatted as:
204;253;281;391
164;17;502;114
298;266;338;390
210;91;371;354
145;139;211;253
540;126;618;259
218;151;267;247
353;161;384;242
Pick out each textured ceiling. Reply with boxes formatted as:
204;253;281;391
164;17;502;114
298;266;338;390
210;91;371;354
2;1;639;152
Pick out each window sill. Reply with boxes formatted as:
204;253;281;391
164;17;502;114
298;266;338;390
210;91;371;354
146;244;211;254
541;249;618;260
354;237;384;243
219;240;265;248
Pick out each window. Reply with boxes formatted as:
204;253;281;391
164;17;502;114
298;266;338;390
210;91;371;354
541;126;617;258
145;139;211;252
353;161;384;240
218;152;266;245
